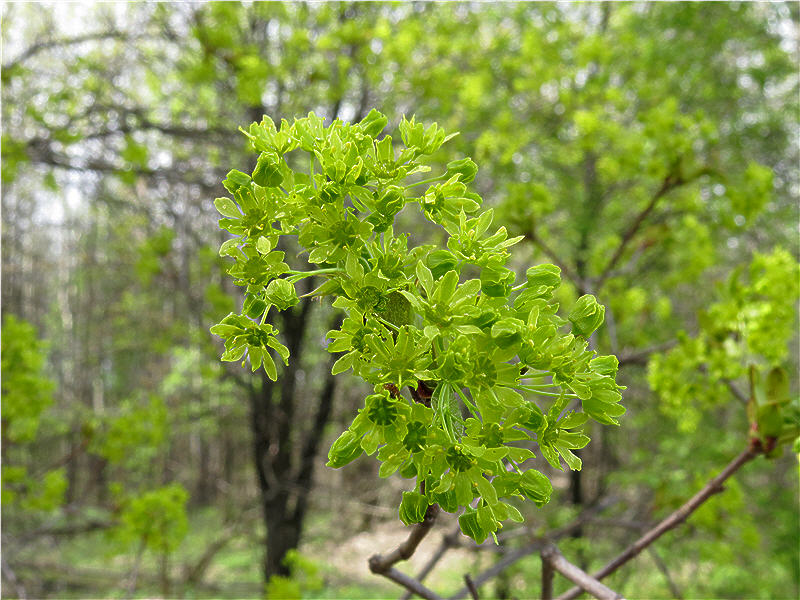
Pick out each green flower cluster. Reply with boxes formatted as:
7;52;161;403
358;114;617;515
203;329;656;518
649;248;799;440
211;110;624;543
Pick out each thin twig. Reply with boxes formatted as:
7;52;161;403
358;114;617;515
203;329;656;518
647;547;683;600
464;574;480;600
525;229;589;292
557;446;759;600
541;545;624;600
595;173;682;290
617;339;678;366
3;30;137;70
723;379;749;404
380;567;444;600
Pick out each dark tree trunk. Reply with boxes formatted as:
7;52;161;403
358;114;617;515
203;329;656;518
248;296;340;582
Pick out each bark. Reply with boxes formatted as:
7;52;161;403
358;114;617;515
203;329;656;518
248;296;340;582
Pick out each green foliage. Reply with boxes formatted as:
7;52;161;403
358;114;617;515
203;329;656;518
88;395;168;468
1;315;66;511
1;314;55;442
265;549;324;600
649;248;799;440
112;483;189;555
212;111;624;542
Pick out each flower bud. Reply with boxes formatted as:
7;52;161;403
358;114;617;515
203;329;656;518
568;294;605;337
265;278;299;311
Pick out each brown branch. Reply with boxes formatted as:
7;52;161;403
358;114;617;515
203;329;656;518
401;526;461;600
595;173;683;290
449;497;619;599
617;339;678;367
378;567;444;600
369;504;441;598
369;505;440;573
541;545;624;600
542;551;555;600
557;446;759;600
464;574;479;600
524;228;589;292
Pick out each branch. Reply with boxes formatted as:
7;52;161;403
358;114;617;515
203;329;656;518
525;228;589;293
401;526;461;600
3;30;136;70
541;551;554;600
595;173;683;290
449;496;619;599
541;545;624;600
464;574;479;600
369;505;440;573
378;567;444;600
617;339;678;367
557;446;759;600
723;378;748;404
368;504;441;598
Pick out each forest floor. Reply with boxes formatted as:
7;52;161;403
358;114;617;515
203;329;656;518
7;507;485;599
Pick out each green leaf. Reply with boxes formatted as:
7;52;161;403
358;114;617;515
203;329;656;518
214;197;241;219
262;353;277;381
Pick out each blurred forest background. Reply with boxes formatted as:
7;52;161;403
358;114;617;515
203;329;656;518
1;2;798;599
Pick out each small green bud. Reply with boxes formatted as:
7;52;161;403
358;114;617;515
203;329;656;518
427;249;459;279
359;109;388;138
590;355;619;378
480;263;515;298
265;279;299;311
526;264;561;288
399;491;429;526
518;469;552;507
252;153;283;188
326;430;363;468
458;509;489;544
445;157;478;183
568;294;605;337
222;169;251;194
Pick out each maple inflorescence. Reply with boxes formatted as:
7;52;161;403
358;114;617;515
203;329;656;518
211;110;625;543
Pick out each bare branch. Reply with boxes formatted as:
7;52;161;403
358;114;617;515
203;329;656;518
617;339;678;367
542;550;555;600
541;544;624;600
723;379;748;404
449;497;619;599
525;228;589;293
378;567;444;600
369;504;441;598
4;30;138;70
401;526;461;600
557;446;759;600
464;574;479;600
595;173;683;290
